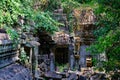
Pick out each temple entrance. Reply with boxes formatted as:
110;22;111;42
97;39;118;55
55;47;68;65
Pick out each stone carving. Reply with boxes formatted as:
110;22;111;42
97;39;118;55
0;40;18;68
52;32;70;45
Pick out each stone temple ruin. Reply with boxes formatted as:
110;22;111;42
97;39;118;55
31;8;96;79
51;8;96;69
0;8;97;80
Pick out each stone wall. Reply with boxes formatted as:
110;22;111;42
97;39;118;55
79;45;90;67
0;32;32;80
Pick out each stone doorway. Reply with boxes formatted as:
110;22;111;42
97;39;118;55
55;47;68;65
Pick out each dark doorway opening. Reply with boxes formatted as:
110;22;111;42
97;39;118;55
55;47;68;65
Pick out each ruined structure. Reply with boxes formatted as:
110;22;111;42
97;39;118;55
0;30;32;80
3;8;96;79
73;9;96;67
51;8;96;70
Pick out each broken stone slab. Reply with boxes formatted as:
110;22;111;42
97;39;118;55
44;71;62;80
68;73;78;80
90;73;106;80
57;72;70;78
25;41;40;47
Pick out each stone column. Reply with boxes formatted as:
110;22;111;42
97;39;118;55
69;36;75;70
50;50;55;72
32;47;35;78
33;46;39;77
70;52;75;70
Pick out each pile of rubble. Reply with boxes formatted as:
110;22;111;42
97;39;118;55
0;64;32;80
35;64;107;80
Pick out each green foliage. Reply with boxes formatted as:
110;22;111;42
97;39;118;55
103;60;120;72
87;0;120;72
92;58;98;66
89;28;120;53
56;62;68;72
62;0;80;33
0;0;31;38
20;47;29;64
0;0;62;66
98;0;120;10
62;0;80;14
46;0;61;11
32;0;61;11
0;0;21;40
74;0;92;3
0;0;61;38
6;27;19;40
33;11;61;34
